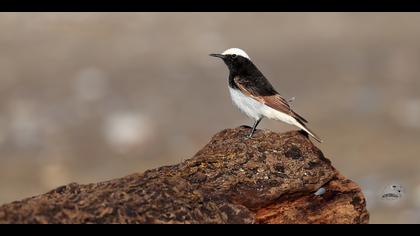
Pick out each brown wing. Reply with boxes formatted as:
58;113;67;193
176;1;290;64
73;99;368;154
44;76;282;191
234;77;308;123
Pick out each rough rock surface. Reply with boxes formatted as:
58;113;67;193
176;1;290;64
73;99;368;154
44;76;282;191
0;127;369;224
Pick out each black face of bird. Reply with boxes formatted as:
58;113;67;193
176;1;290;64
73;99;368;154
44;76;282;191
209;53;252;74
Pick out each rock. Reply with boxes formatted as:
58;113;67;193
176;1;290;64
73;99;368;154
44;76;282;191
256;174;369;224
0;127;369;224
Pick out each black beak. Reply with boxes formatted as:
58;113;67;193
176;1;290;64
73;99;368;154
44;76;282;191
209;53;226;59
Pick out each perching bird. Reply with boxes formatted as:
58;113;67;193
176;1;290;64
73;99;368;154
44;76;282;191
210;48;322;142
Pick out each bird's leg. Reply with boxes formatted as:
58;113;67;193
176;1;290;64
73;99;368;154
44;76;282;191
246;118;263;139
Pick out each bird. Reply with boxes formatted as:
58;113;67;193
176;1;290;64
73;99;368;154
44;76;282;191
210;48;322;142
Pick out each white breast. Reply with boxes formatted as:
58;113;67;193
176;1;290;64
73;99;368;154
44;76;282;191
229;87;264;120
228;87;297;125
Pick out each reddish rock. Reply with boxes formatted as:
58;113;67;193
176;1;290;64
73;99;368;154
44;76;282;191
0;127;369;224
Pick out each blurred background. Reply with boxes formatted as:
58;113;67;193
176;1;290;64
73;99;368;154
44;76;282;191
0;13;419;223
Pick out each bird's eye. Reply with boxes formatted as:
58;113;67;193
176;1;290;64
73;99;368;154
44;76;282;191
231;54;237;58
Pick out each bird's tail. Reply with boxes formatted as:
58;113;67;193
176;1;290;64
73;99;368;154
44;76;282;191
293;119;323;143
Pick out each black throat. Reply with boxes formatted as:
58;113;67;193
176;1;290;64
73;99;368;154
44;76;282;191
224;56;278;97
227;58;263;89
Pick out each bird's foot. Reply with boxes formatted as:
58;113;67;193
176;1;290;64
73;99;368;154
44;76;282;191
245;131;256;139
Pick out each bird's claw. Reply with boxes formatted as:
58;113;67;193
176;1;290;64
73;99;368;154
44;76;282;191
245;132;254;139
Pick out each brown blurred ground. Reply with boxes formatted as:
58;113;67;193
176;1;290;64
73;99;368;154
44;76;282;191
0;13;419;223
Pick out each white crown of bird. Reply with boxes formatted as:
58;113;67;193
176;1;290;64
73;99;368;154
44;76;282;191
221;48;250;60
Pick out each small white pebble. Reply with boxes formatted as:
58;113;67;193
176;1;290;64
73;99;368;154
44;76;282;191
314;187;326;196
